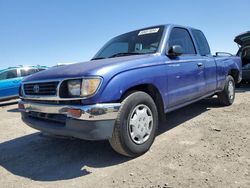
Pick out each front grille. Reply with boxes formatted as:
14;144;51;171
24;82;59;96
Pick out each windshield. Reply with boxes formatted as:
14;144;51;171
92;26;164;60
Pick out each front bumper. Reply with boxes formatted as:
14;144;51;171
19;100;121;140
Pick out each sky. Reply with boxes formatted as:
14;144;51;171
0;0;249;69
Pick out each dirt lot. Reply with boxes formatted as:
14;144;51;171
0;88;249;188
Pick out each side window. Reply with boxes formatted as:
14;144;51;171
192;29;211;56
169;28;196;55
0;69;18;80
21;69;38;77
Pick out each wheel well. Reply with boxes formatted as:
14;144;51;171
228;69;239;82
120;84;165;118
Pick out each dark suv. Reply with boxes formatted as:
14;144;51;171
235;31;250;84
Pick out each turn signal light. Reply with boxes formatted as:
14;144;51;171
68;108;82;118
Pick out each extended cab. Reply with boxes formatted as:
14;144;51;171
19;25;241;157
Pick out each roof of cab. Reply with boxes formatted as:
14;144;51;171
141;24;199;30
118;24;199;37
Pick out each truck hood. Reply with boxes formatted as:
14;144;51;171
234;31;250;46
23;54;164;82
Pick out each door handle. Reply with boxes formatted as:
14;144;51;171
197;62;203;67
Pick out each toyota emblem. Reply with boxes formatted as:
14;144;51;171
33;85;40;93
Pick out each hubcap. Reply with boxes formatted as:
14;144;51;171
228;80;234;100
128;104;153;145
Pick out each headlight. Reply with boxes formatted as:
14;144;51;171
67;78;101;97
67;79;81;97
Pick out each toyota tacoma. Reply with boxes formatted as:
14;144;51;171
19;24;242;157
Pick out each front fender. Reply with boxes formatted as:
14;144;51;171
97;66;168;109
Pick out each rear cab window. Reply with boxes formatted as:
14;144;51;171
191;29;211;56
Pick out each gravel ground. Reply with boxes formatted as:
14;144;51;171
0;88;249;188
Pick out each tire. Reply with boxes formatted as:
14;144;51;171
109;91;158;157
217;75;235;106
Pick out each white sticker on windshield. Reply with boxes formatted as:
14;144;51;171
138;28;159;36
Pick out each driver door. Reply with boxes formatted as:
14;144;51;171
166;27;206;107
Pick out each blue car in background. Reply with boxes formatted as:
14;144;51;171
0;66;47;101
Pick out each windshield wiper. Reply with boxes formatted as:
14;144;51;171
91;57;106;60
109;52;143;58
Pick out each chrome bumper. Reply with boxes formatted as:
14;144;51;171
19;100;121;121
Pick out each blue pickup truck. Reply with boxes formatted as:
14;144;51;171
19;24;241;157
0;66;47;101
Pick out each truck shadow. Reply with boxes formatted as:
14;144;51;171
0;133;128;181
158;97;220;134
7;108;19;113
0;97;222;182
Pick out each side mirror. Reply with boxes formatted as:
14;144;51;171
167;45;183;57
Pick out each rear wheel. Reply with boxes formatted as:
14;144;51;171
109;91;158;157
217;75;235;106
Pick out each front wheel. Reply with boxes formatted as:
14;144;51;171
109;91;158;157
217;75;235;106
